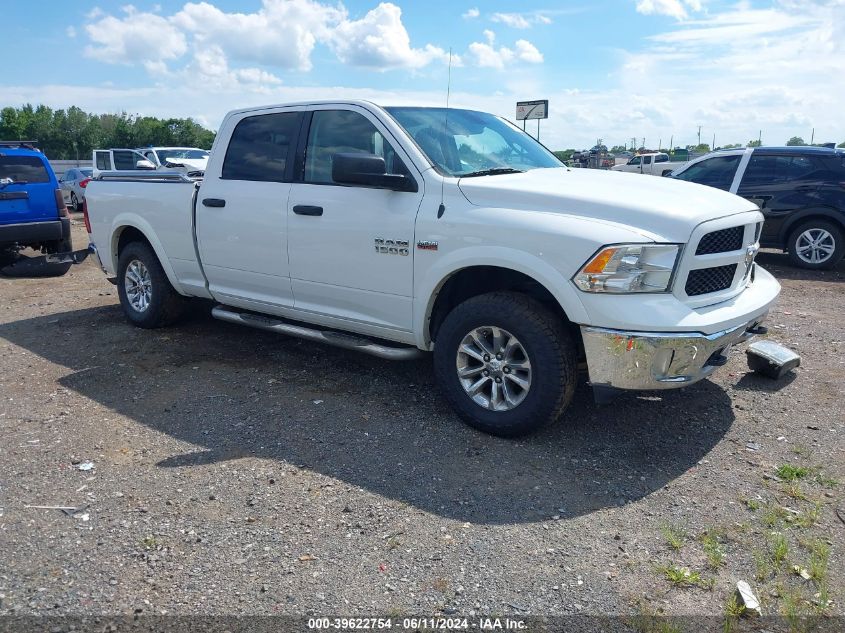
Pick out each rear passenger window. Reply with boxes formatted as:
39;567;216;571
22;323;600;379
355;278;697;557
113;150;140;170
655;154;668;163
95;151;110;170
741;155;819;186
222;112;300;182
0;156;50;183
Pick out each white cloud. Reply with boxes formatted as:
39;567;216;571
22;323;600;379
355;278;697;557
462;7;480;19
172;0;343;72
66;26;77;38
84;5;187;66
490;12;553;29
183;45;282;92
467;31;543;69
329;3;451;70
635;0;704;20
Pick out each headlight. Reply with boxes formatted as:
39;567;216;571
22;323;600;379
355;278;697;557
573;243;680;293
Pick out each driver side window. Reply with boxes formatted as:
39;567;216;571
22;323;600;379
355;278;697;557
305;110;403;185
629;156;641;166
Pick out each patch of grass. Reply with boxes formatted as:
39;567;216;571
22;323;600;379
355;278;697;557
723;592;745;633
768;531;789;568
754;549;772;582
700;528;727;570
386;536;401;550
660;523;687;551
780;587;809;630
744;497;762;511
657;564;708;588
793;503;822;529
628;602;683;633
791;444;811;458
805;539;830;584
783;483;807;501
141;535;158;550
776;464;810;482
762;503;789;528
813;472;839;488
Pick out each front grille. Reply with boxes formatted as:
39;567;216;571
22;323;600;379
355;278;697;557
685;265;737;296
696;226;744;255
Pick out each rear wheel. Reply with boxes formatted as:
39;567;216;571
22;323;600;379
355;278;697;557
787;220;843;270
70;192;80;212
433;291;577;437
117;241;187;328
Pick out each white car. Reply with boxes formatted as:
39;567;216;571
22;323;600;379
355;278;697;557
84;100;779;436
137;147;210;172
611;152;687;176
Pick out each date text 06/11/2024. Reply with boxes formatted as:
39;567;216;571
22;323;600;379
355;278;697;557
306;617;527;630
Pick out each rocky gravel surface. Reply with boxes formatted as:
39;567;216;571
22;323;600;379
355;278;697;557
0;221;842;630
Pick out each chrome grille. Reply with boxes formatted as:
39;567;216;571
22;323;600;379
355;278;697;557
695;226;744;255
685;264;737;296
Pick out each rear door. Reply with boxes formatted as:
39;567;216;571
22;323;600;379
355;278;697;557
737;153;825;244
196;107;304;308
0;154;57;224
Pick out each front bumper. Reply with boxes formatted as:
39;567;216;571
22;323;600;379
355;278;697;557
581;315;766;390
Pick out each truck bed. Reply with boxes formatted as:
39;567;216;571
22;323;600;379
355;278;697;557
86;172;208;296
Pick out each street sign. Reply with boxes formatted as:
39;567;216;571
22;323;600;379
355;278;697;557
516;100;548;121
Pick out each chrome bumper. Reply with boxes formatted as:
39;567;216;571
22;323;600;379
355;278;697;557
581;315;767;390
88;242;107;273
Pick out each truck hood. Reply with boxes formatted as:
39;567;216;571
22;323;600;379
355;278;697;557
457;167;758;242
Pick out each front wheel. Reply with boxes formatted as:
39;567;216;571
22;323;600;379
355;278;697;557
117;241;187;328
787;220;843;270
433;292;577;437
71;192;80;212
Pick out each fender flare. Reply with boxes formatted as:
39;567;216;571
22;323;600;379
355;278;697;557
110;215;186;295
777;207;845;246
413;246;590;349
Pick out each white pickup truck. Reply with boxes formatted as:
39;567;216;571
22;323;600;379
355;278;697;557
612;152;687;177
84;100;779;436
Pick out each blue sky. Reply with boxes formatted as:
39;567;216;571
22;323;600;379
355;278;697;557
2;0;843;149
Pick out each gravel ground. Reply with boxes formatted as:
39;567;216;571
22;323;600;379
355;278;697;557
0;220;843;629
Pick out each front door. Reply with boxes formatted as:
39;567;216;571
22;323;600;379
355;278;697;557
287;106;424;332
196;108;303;308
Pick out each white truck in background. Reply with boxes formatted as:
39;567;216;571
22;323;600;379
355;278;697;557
92;147;208;177
612;152;688;177
83;100;779;437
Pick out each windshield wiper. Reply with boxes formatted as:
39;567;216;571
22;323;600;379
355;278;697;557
460;168;525;178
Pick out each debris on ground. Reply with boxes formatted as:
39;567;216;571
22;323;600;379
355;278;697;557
735;580;762;617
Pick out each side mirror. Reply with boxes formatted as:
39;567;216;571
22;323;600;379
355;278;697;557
331;153;417;192
135;159;156;170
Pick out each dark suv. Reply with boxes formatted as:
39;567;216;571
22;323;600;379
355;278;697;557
0;141;72;274
671;146;845;269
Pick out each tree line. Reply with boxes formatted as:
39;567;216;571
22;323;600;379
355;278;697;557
0;104;216;160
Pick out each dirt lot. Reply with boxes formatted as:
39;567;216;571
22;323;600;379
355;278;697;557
1;220;843;630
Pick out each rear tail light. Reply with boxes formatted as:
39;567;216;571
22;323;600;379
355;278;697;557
82;197;92;233
79;178;91;188
55;189;69;217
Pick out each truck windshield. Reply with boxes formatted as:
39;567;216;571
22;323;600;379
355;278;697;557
0;156;50;183
385;107;561;177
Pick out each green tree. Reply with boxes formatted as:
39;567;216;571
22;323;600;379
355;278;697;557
553;149;576;162
837;141;845;148
747;139;762;147
609;145;627;154
786;136;806;146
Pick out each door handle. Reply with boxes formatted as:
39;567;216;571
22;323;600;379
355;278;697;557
202;198;226;207
293;205;323;216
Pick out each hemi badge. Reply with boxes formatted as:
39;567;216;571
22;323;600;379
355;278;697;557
417;240;438;251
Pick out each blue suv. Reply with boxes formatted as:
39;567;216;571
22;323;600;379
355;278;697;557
0;141;73;274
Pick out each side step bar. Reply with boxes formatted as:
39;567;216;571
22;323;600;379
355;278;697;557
211;306;425;361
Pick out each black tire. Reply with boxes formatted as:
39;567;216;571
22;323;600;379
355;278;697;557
433;291;577;437
117;241;187;328
71;192;80;212
786;220;843;270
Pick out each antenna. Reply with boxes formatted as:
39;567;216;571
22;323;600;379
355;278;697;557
437;47;452;219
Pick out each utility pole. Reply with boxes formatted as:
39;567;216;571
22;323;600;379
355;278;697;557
642;137;645;150
669;135;673;151
758;130;762;145
810;128;814;144
712;133;716;150
697;125;702;148
658;138;662;151
631;137;637;152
